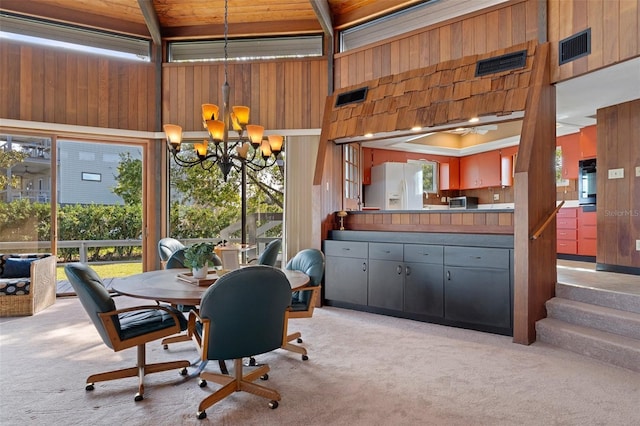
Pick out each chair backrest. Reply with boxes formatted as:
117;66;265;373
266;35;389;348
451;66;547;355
158;238;185;262
199;266;291;361
286;248;325;305
257;239;281;266
165;248;187;269
64;263;118;349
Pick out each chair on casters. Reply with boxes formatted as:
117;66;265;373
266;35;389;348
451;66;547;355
245;238;281;266
187;266;291;420
64;263;190;402
282;248;325;360
158;237;185;269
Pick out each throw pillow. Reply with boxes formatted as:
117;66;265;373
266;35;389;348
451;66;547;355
1;258;36;278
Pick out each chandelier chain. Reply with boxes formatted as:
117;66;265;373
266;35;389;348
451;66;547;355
223;0;228;81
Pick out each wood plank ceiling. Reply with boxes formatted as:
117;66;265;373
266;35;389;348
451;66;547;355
0;0;425;40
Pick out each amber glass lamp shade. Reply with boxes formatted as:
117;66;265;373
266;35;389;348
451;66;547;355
232;106;250;125
267;135;283;154
246;124;264;147
260;140;272;159
163;124;183;151
206;120;225;143
202;104;219;123
194;140;208;157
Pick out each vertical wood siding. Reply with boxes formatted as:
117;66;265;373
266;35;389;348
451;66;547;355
0;41;156;131
162;58;328;132
548;0;640;82
333;0;538;90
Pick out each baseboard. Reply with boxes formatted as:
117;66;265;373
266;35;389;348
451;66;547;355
557;254;596;262
596;263;640;276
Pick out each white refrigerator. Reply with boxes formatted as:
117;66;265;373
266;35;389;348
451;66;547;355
364;162;424;210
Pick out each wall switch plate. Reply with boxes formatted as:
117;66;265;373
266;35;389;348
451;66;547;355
608;168;624;179
637;240;640;251
493;193;500;201
636;166;640;177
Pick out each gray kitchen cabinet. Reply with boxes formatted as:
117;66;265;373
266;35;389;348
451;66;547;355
404;244;444;317
324;240;368;305
444;247;511;329
368;243;404;310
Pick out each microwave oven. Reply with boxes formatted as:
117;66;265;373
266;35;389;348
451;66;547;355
449;196;478;209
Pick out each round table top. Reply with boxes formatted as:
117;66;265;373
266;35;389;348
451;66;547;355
112;267;309;305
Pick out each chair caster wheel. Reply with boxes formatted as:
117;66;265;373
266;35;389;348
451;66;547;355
302;354;309;361
134;393;144;402
198;379;207;388
297;338;303;343
179;367;188;376
85;383;94;391
269;400;279;409
249;357;256;366
163;344;168;350
260;374;269;381
197;411;207;419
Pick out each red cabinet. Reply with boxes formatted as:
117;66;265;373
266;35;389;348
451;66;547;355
460;151;501;189
577;208;596;256
557;133;581;180
580;125;597;159
557;208;578;254
439;158;460;190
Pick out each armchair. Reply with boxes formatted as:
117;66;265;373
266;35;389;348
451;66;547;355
188;266;291;420
282;248;325;360
157;237;185;268
64;263;190;401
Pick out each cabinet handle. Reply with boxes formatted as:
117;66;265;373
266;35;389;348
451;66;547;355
362;262;367;272
405;266;411;276
342;248;351;251
447;270;451;280
396;265;402;275
470;256;482;260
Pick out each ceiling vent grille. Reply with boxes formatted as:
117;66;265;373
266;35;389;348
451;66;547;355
335;87;368;107
559;28;591;65
475;50;527;77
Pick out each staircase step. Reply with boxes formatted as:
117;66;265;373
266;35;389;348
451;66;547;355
556;282;640;314
536;317;640;373
546;297;640;340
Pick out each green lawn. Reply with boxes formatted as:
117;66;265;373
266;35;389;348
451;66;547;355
57;262;143;281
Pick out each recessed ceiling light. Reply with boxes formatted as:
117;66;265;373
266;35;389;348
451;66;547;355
411;126;422;132
364;133;373;138
468;117;480;123
455;127;465;132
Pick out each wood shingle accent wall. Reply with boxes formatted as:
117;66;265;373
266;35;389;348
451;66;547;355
326;41;536;141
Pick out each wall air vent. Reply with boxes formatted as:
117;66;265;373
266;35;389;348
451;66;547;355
475;50;527;77
335;87;368;107
559;28;591;65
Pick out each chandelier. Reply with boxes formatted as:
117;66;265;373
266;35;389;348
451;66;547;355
162;0;284;181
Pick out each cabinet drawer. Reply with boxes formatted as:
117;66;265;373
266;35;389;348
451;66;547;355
557;229;577;240
368;243;403;261
578;210;597;225
578;239;596;256
557;207;577;218
557;240;577;254
324;240;368;258
557;218;577;229
404;244;443;264
444;247;509;269
579;226;597;239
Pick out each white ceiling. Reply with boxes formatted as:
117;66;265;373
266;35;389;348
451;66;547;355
361;56;640;156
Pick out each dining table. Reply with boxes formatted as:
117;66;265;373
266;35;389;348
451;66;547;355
112;266;310;306
112;266;310;378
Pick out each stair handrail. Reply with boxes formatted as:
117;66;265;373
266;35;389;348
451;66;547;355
530;200;565;240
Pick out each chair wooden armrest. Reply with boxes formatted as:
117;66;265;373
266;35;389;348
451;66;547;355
98;304;186;352
187;309;210;360
289;285;321;319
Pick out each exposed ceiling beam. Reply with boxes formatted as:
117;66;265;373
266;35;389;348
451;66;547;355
137;0;162;45
309;0;333;37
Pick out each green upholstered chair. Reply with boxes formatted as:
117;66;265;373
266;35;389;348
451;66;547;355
64;263;189;401
187;265;291;420
282;248;325;360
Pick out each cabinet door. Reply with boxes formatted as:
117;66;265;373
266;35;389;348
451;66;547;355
439;158;460;190
368;259;403;310
325;256;368;305
444;266;511;329
404;262;444;316
460;151;500;189
557;133;580;179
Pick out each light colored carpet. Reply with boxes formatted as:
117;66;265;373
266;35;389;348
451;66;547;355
1;296;639;426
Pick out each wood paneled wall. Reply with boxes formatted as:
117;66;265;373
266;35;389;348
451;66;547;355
334;0;538;89
596;99;640;272
0;40;157;131
162;59;328;132
548;0;640;83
